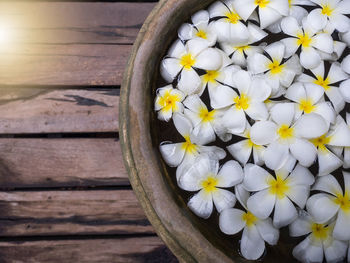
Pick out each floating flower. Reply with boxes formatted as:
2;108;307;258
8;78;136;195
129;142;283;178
290;210;348;263
310;116;350;176
297;61;349;112
159;113;226;168
219;184;279;260
154;85;185;121
243;163;315;227
220;22;267;67
307;171;350;241
285;82;336;128
232;0;289;29
208;0;249;43
227;123;265;166
307;0;350;33
178;10;217;46
250;103;328;170
209;70;271;134
160;39;222;95
178;154;243;218
183;94;231;144
248;41;302;97
280;16;334;69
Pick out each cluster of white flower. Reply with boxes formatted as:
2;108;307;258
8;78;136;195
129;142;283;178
154;0;350;262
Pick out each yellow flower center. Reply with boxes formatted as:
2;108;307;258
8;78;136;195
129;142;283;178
180;53;195;70
288;0;292;8
333;192;350;212
242;211;257;227
268;60;284;75
237;45;250;53
314;76;330;90
268;175;290;199
277;124;294;140
159;91;181;113
299;98;315;114
321;4;334;16
297;33;312;48
201;176;218;193
225;11;241;24
310;134;331;153
199;108;216;123
255;0;270;8
311;223;329;240
203;70;220;84
234;94;250;110
182;135;198;155
195;29;207;39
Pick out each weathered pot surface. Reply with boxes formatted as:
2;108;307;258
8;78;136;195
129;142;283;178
120;0;295;262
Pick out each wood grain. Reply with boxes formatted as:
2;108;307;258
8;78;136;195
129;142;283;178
0;190;154;236
0;88;119;134
0;44;131;86
0;237;178;263
0;138;128;188
0;2;155;44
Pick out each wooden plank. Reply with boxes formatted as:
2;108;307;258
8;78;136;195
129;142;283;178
0;88;118;134
0;138;128;188
0;237;178;263
0;2;155;44
0;190;153;236
0;44;131;86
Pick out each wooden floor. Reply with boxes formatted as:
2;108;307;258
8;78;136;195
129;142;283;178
0;1;178;262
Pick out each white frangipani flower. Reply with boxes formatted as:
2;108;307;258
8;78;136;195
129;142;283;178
178;154;243;218
219;185;279;260
250;103;328;170
227;122;265;166
290;211;348;263
307;0;350;33
297;61;348;113
310;116;350;176
307;172;350;241
232;0;289;29
160;39;222;95
208;1;250;43
154;85;185;121
285;82;336;128
209;70;271;134
183;95;230;144
248;41;302;96
178;10;217;46
280;16;334;69
159;113;226;168
243;163;315;227
220;23;268;67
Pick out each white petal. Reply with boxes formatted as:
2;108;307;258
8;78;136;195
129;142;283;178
159;143;185;167
232;0;257;21
306;193;339;223
213;189;237;213
269;0;289;15
247;22;268;42
304;83;324;104
247;189;276;219
333;209;350;241
231;49;247;67
313;102;336;126
250;121;278;145
339;79;350;102
245;102;269;121
270;103;295;126
280;69;297;88
259;6;282;29
208;85;237;109
300;47;321;69
240;225;266;260
290;138;317;167
232;70;252;95
235;184;250;209
318;148;343;176
184;108;202;127
188;189;213;219
178;68;201;95
192;122;216;145
227;140;252;165
281;37;300;58
247;53;270;74
281;16;302;37
194;48;222;70
273;197;298;228
341;55;350;74
297;73;318;83
217;160;244;187
208;1;230;18
312;33;334;54
328;62;348;84
328;116;350;146
255;218;279;245
289;211;312;237
287;185;311;209
168;39;186;58
285;82;307;103
183;94;207;113
308;8;328;32
265;41;285;63
293;236;324;263
324;239;348;263
253;146;265;166
186;38;210;57
191;10;209;26
249;77;272;102
219;208;246;235
343;171;350;194
288;164;315;186
173;113;193;138
264;142;290;170
293;113;328;139
178;23;194;41
325;86;345;113
160;58;182;82
290;5;309;24
198;145;227;160
344;147;350;168
243;163;273;191
336;0;350;14
330;13;350;32
219;107;246;134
